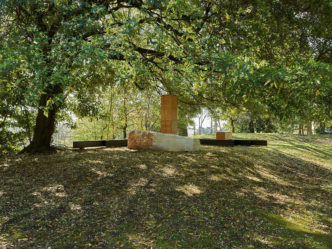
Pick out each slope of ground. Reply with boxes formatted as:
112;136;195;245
0;134;331;248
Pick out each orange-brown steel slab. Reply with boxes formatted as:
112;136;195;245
216;132;232;140
161;95;178;134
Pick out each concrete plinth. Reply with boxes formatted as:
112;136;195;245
216;132;232;140
128;130;200;152
161;95;178;134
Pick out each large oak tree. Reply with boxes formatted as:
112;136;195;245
0;0;331;152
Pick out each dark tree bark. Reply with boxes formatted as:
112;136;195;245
21;84;62;153
306;122;313;135
299;123;304;135
22;97;57;153
248;119;255;133
230;118;235;133
20;10;62;153
210;116;213;134
319;122;326;134
123;125;127;139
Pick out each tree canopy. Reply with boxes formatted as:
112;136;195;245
0;0;331;152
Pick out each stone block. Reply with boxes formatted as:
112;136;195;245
216;132;232;140
128;130;200;152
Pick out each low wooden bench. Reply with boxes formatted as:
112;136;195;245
200;139;235;146
199;139;267;147
234;140;267;146
73;138;267;148
73;139;128;149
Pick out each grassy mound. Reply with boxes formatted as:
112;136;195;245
1;134;331;248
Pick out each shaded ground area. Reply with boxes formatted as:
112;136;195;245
0;134;331;248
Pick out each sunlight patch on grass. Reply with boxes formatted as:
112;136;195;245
252;186;271;201
42;184;65;193
272;193;300;206
86;159;105;165
136;164;147;170
0;163;9;169
246;175;262;182
103;147;130;152
55;192;68;197
127;177;149;195
178;154;199;163
258;168;293;186
0;216;9;227
127;233;153;247
207;173;233;182
321;182;332;192
267;213;332;249
91;167;113;179
69;203;82;211
32;191;50;208
160;165;177;177
32;184;69;207
175;184;203;197
207;174;223;181
0;236;13;248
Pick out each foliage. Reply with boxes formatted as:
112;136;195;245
71;83;162;140
0;79;36;154
71;82;199;140
0;0;331;151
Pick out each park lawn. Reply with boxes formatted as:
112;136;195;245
0;134;331;248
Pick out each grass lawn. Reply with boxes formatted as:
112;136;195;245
0;133;331;248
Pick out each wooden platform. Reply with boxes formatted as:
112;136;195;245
73;139;127;149
199;139;267;146
234;140;267;146
105;140;128;147
200;139;235;146
73;138;267;149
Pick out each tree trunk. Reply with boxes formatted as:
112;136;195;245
319;122;325;134
230;118;235;133
217;120;222;131
106;91;112;139
306;122;313;135
21;29;60;153
22;94;58;153
21;82;63;153
122;86;128;139
198;117;201;135
123;125;127;139
299;123;303;135
248;119;255;133
145;102;150;130
210;116;213;134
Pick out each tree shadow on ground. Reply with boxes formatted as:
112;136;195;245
0;144;331;248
